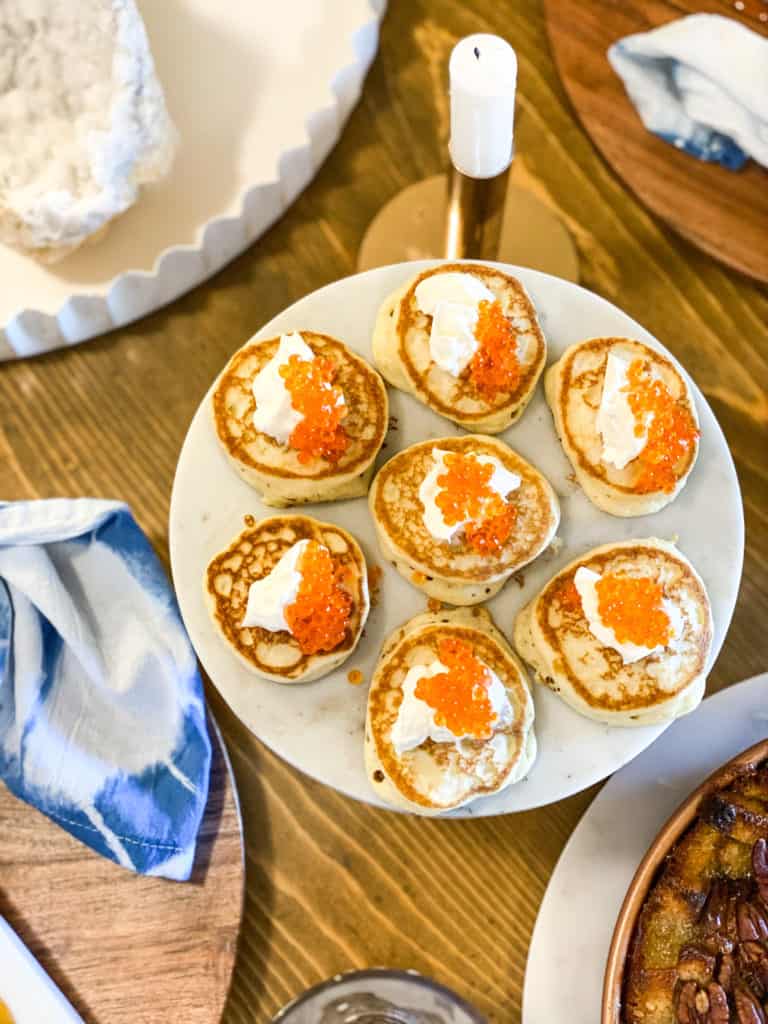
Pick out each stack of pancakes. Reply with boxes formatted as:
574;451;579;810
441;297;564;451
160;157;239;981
514;539;712;728
205;515;369;684
365;607;536;814
373;263;547;433
212;331;388;506
369;434;559;605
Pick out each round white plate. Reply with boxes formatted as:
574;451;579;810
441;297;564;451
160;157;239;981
522;673;768;1024
0;0;384;360
169;259;744;816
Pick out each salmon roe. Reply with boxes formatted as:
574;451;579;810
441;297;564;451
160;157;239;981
468;299;521;399
624;359;699;494
558;578;582;613
415;637;496;739
594;573;671;648
285;541;352;654
280;354;349;464
435;452;516;555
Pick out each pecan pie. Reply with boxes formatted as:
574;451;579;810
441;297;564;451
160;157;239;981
624;765;768;1023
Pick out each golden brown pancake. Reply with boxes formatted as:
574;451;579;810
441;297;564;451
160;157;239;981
369;434;560;605
513;539;712;727
205;514;369;683
545;337;700;516
365;606;536;814
372;263;547;433
211;331;388;506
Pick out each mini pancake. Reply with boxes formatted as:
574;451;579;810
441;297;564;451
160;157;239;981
513;538;713;727
545;337;700;516
369;434;560;605
205;514;369;683
211;331;388;506
372;262;546;433
365;606;537;815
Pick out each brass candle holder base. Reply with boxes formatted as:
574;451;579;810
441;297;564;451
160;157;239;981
357;170;579;281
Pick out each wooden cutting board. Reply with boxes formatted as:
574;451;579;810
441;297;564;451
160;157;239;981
0;720;243;1024
544;0;768;283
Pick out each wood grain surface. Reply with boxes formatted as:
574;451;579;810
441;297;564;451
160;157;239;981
545;0;768;283
0;725;243;1024
0;2;766;1021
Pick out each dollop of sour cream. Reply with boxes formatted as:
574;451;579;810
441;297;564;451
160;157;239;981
390;658;513;755
414;272;495;376
596;350;651;470
573;566;684;664
241;539;309;632
252;332;315;444
418;448;521;543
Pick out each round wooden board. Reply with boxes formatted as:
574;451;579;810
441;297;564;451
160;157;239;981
0;719;244;1024
544;0;768;283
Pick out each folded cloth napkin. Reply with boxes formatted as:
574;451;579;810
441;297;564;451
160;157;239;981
0;499;211;881
608;14;768;170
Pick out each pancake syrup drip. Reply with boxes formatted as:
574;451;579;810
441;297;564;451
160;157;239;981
468;299;521;399
624;358;699;493
280;354;349;464
285;541;352;654
415;637;497;740
435;452;516;555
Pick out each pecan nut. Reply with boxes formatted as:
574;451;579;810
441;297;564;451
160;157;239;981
676;981;729;1024
753;839;768;906
738;900;768;942
738;942;768;997
734;984;767;1024
717;952;735;993
703;880;729;936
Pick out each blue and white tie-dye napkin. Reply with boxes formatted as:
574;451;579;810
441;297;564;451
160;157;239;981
608;14;768;171
0;499;211;881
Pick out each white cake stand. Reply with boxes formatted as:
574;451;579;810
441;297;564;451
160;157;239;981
169;259;744;817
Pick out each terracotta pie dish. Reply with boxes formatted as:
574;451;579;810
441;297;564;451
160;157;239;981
602;737;768;1024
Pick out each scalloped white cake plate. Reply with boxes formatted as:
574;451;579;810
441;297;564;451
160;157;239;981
0;0;384;360
169;259;744;817
523;673;768;1023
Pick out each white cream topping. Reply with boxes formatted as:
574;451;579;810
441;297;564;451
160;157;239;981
573;566;684;665
596;350;650;470
414;272;495;376
418;448;521;543
391;657;513;756
252;332;323;445
241;539;309;632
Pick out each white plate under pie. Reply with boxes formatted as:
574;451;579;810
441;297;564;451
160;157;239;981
522;673;768;1023
169;259;744;816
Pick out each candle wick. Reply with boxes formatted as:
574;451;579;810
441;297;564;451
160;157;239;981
473;46;480;59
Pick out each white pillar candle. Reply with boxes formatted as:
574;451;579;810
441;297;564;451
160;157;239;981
449;34;518;179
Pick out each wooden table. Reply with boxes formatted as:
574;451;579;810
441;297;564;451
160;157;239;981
1;2;766;1020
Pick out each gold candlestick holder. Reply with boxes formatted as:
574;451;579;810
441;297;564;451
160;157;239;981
358;164;578;279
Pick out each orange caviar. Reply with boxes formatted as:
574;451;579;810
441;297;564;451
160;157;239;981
468;299;521;399
280;355;349;464
285;541;352;655
415;637;496;739
595;573;671;648
624;359;699;494
558;578;582;613
347;669;364;686
435;452;516;555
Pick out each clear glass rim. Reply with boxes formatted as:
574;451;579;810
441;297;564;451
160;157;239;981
271;967;488;1023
